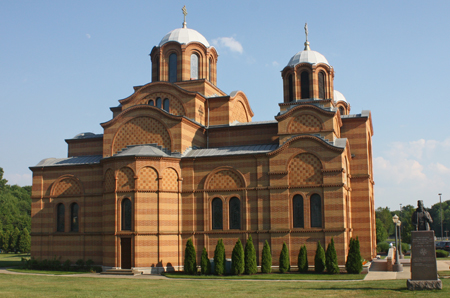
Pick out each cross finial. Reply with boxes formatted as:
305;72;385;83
182;5;188;28
304;22;310;50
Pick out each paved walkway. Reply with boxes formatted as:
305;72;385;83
364;260;450;281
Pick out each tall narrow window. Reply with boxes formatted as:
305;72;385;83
190;54;199;79
288;74;294;102
71;203;79;232
155;56;160;81
293;195;304;228
229;197;241;229
209;58;213;81
169;53;177;83
163;98;169;112
339;106;345;115
212;198;223;230
156;97;162;109
310;194;322;228
301;71;310;99
148;99;154;106
318;71;325;99
122;198;132;231
57;203;65;232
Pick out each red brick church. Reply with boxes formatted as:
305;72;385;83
30;13;376;272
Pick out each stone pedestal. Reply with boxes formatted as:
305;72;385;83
407;230;442;290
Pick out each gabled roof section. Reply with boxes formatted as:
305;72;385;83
183;144;278;158
31;155;102;168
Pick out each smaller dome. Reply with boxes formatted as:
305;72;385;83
288;50;329;67
159;27;210;47
334;90;347;103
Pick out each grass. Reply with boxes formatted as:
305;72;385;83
0;274;449;297
163;271;366;280
0;253;29;268
7;269;89;275
439;271;450;277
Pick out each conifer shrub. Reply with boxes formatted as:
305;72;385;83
298;245;308;273
436;249;449;258
261;240;272;273
18;228;30;253
200;247;211;274
325;238;339;274
279;242;290;273
214;239;225;275
231;239;245;275
314;241;325;273
244;235;257;275
184;239;197;275
346;237;363;274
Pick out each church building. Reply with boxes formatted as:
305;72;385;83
30;13;376;272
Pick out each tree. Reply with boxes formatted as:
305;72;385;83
18;228;30;253
279;242;290;273
375;206;395;236
346;237;363;274
261;240;272;273
183;239;197;274
325;238;339;274
298;245;308;273
376;218;388;243
2;230;11;253
231;239;244;275
214;239;225;275
244;235;257;275
314;241;325;273
10;227;20;252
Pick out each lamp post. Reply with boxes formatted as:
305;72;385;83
398;220;402;259
439;193;443;239
392;214;403;271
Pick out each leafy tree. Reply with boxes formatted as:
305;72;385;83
298;245;308;273
376;218;388;243
375;206;395;236
346;237;363;274
279;242;290;273
231;239;244;275
2;230;11;252
18;228;30;253
314;241;325;273
261;240;272;273
183;239;197;274
325;238;339;274
10;227;20;252
214;239;225;275
244;235;257;275
200;247;211;275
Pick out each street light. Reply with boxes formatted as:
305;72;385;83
392;214;403;271
439;193;443;239
398;220;402;259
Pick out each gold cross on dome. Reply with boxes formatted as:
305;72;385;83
182;6;188;28
304;23;308;42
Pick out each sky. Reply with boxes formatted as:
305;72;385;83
1;0;449;210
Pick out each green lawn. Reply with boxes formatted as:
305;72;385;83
163;271;366;280
7;269;89;275
0;253;29;268
0;274;449;297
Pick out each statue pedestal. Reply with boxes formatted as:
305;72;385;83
407;230;442;290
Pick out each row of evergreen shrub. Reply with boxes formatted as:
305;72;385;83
21;257;102;273
184;236;363;275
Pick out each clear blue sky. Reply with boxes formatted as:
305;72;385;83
1;0;449;210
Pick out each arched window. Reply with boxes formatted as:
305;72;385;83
169;53;177;83
318;71;326;99
288;74;294;102
339;106;345;115
163;98;169;112
71;203;79;232
301;71;310;99
229;197;241;229
57;203;65;232
190;54;199;79
156;97;162;109
212;198;223;230
148;99;154;106
209;58;213;81
153;55;160;82
293;195;304;228
310;194;322;228
122;198;132;231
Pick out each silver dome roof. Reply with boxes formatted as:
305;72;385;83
334;90;347;103
287;49;329;67
159;27;210;47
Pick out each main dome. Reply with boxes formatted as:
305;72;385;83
334;90;347;103
287;49;329;67
159;27;210;47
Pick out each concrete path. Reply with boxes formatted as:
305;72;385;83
364;260;450;281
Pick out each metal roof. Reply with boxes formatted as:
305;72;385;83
114;144;173;158
287;49;329;67
334;90;347;103
34;155;102;167
159;27;210;47
182;144;278;158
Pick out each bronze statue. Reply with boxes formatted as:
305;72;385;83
412;200;433;231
